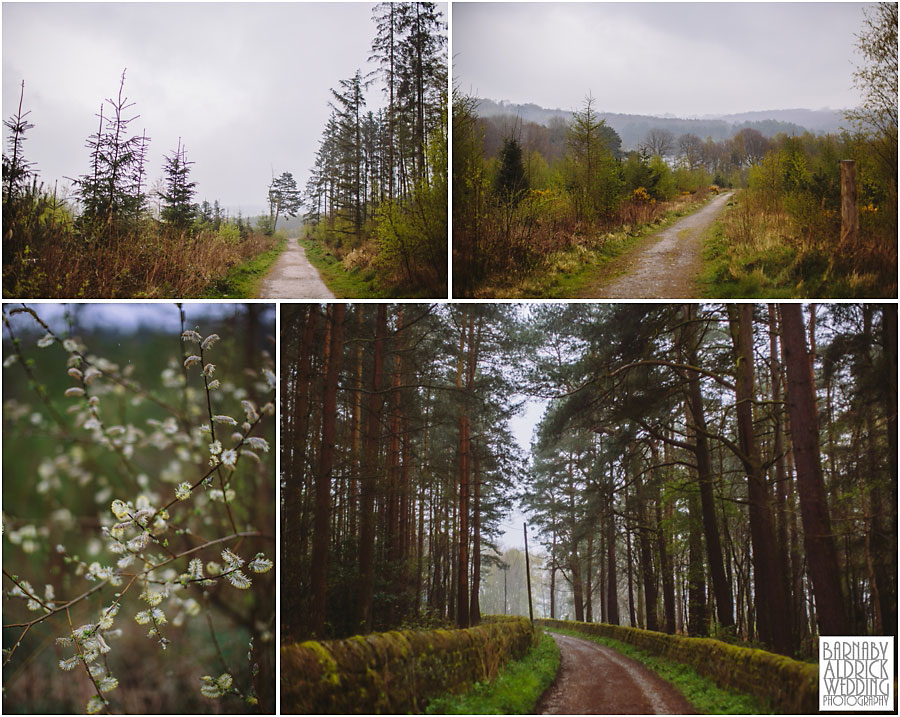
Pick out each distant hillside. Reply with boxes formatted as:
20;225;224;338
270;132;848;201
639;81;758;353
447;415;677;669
711;108;845;134
475;99;844;149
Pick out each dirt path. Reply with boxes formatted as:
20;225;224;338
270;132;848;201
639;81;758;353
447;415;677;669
257;239;334;299
581;191;733;299
535;632;695;715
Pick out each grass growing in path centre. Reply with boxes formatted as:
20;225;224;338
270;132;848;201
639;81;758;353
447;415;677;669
424;630;560;714
549;627;772;714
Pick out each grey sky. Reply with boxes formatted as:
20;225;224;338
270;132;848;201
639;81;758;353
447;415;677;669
454;2;871;117
3;303;273;336
2;2;427;214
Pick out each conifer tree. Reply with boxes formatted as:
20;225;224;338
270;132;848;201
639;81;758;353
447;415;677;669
494;137;528;206
74;70;150;236
160;137;197;230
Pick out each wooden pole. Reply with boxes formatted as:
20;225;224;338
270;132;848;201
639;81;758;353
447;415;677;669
841;159;859;248
524;522;534;626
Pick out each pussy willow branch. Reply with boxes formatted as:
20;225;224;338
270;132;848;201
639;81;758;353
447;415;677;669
8;305;184;418
65;606;110;715
2;531;267;668
199;340;238;535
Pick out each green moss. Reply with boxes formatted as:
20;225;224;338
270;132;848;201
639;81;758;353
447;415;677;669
299;639;340;687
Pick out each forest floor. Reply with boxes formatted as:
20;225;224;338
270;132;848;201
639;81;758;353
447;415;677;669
578;191;733;298
535;632;695;715
257;238;334;298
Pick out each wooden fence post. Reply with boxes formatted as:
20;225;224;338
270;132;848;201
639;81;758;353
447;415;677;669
841;159;859;248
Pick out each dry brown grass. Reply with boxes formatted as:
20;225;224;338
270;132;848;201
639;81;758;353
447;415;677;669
3;220;278;298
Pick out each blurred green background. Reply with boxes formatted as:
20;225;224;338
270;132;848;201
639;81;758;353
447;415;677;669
3;303;276;714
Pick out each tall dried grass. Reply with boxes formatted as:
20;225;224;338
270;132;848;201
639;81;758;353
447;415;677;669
3;212;278;298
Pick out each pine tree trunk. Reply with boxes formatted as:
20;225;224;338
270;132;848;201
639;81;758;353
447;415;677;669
357;305;387;632
779;303;849;636
682;305;735;631
283;307;317;639
727;304;790;654
310;305;344;638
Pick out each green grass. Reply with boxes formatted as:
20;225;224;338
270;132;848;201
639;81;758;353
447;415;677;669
200;237;287;298
698;212;799;298
299;238;389;299
424;630;560;715
547;627;772;714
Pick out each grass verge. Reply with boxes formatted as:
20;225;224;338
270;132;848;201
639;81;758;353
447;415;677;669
424;630;560;715
200;237;287;298
697;192;893;298
299;238;387;299
548;627;772;714
491;196;714;298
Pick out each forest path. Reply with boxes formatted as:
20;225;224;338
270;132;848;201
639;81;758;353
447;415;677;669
579;191;733;298
535;632;695;715
257;239;334;299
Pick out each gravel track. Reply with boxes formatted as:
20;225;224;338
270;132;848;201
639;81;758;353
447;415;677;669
257;239;334;299
584;191;733;299
535;632;695;715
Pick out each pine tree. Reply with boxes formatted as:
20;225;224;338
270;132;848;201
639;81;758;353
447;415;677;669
160;138;197;230
494;137;528;206
567;94;622;222
2;80;36;202
267;171;302;233
74;70;150;237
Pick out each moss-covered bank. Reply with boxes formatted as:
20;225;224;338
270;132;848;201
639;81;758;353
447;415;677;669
282;616;534;714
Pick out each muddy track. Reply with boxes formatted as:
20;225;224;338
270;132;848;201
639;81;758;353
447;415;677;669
257;239;334;299
581;191;733;299
535;632;695;715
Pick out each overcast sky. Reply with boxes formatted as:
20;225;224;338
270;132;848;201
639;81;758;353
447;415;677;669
2;3;447;214
454;2;871;117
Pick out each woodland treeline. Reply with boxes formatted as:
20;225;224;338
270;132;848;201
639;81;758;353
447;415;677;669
522;303;895;657
281;304;525;640
454;91;712;297
302;2;447;296
2;73;275;298
453;3;896;298
282;303;895;659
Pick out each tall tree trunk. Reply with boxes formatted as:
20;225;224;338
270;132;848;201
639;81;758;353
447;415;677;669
634;460;658;632
682;305;735;631
727;303;791;654
283;306;317;639
310;305;345;638
779;303;849;636
456;310;471;628
469;451;482;625
658;441;677;634
357;305;387;632
687;490;708;636
606;482;619;624
878;304;897;637
768;304;797;652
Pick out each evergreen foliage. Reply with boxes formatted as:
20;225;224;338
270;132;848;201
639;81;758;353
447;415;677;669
160;138;197;230
304;1;447;296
